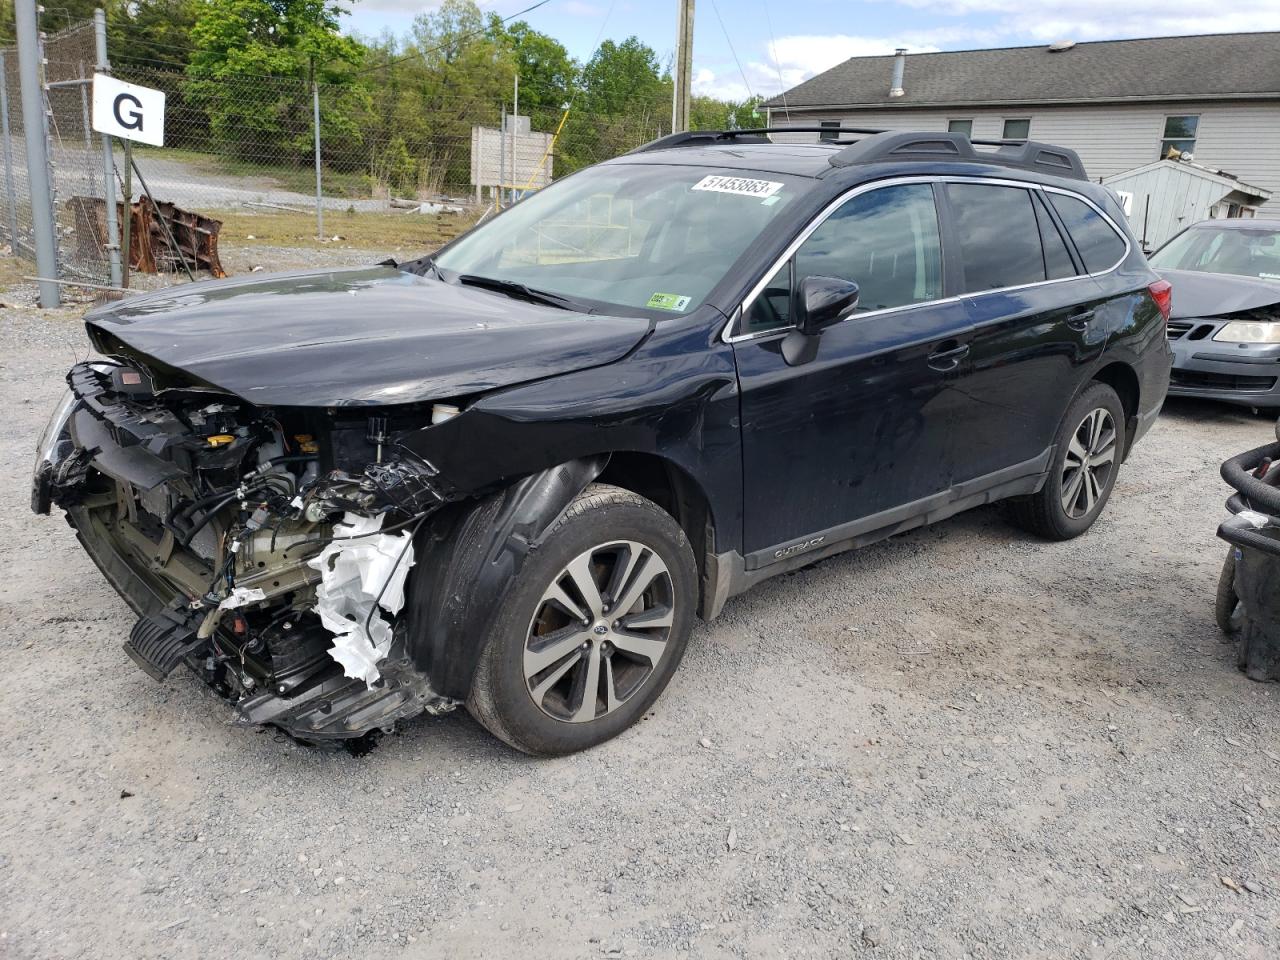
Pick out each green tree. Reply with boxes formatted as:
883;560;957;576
184;0;367;162
493;19;577;115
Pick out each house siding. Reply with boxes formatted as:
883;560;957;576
769;101;1280;211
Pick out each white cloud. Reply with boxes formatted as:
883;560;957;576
693;32;952;101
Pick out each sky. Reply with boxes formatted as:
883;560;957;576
342;0;1280;102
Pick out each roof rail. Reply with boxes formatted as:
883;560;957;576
627;126;886;154
827;131;1087;180
626;127;1088;181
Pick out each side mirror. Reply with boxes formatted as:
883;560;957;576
797;275;860;335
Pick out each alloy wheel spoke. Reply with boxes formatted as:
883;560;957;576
1083;467;1099;512
1066;434;1088;467
622;604;674;630
609;628;666;665
604;655;622;713
525;626;592;675
530;651;583;706
609;551;665;617
542;580;589;623
1062;467;1085;514
1088;409;1106;449
565;552;605;619
572;644;603;721
1090;445;1115;467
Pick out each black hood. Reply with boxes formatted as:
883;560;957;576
84;266;652;407
1160;267;1280;320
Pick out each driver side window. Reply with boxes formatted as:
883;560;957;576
743;183;943;335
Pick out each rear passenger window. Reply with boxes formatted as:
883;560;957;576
1033;193;1077;280
1048;193;1127;272
947;183;1045;291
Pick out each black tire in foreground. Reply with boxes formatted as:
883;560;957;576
467;483;697;756
1009;380;1126;541
1214;548;1243;638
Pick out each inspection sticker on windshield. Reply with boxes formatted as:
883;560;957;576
691;174;783;200
647;292;692;311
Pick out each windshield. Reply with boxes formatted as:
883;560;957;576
1150;224;1280;282
433;163;805;314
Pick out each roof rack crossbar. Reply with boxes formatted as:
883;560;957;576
827;130;1087;180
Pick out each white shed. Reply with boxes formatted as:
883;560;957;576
1103;158;1271;252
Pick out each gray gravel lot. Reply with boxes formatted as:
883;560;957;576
2;276;1279;960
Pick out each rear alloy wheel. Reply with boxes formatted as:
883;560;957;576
467;484;696;756
1008;381;1126;540
1060;407;1118;519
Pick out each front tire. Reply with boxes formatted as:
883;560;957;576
466;483;697;756
1009;381;1126;540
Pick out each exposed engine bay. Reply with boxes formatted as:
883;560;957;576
34;360;460;740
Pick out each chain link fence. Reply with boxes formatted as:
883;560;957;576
0;13;672;298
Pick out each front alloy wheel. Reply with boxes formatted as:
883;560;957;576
466;483;696;756
523;540;675;723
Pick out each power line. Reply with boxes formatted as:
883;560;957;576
760;0;788;116
707;0;753;101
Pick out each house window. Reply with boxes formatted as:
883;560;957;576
1159;115;1198;158
819;120;841;142
947;119;974;136
1002;118;1031;140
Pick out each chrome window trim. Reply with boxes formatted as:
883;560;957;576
722;174;1132;345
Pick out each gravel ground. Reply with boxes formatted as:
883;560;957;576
2;278;1279;960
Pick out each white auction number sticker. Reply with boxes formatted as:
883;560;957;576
691;174;784;199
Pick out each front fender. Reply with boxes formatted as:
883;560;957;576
403;455;607;700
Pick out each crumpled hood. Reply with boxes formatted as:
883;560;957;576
84;265;652;407
1160;267;1280;320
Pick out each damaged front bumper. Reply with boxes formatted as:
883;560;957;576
35;363;459;740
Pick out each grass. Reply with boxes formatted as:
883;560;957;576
209;207;479;252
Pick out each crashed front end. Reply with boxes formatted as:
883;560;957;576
33;360;459;740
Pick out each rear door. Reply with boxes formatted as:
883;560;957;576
942;180;1109;483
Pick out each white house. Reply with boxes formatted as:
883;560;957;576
763;33;1280;213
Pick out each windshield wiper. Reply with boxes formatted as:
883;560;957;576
456;273;577;311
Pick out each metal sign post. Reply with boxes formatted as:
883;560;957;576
14;0;60;307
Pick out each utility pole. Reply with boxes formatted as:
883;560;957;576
14;0;59;307
671;0;694;133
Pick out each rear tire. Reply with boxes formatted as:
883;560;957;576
466;483;697;756
1008;381;1126;540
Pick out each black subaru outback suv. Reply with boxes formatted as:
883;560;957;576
34;129;1171;755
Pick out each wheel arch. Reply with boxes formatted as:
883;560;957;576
1090;360;1141;457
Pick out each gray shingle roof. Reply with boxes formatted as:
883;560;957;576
762;32;1280;110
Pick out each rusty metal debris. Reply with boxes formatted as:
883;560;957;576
70;195;227;280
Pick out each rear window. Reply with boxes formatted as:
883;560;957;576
947;183;1046;291
1048;193;1127;272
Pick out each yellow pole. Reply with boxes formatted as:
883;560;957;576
520;108;571;194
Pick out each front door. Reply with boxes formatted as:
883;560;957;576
732;181;974;564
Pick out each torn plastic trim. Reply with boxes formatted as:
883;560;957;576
406;454;609;700
307;512;417;688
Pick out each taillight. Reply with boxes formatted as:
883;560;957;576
1149;278;1172;323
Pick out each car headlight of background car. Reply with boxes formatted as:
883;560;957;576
1213;321;1280;344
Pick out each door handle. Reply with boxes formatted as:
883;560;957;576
1066;309;1095;331
927;340;970;371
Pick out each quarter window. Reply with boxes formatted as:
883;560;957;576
1033;192;1078;280
1048;193;1127;273
1159;115;1198;158
947;183;1046;291
1002;118;1031;140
